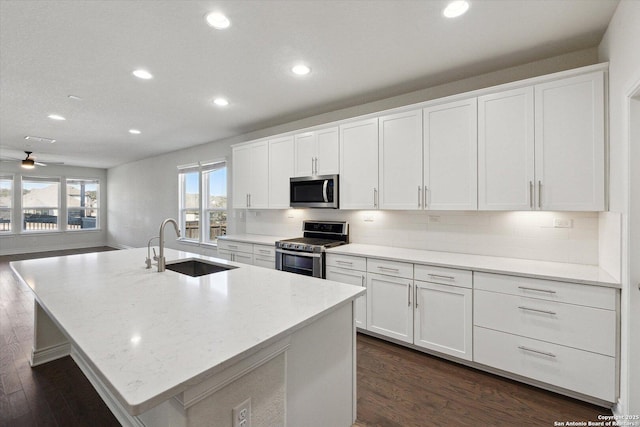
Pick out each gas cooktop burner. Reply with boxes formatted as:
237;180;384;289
275;220;349;253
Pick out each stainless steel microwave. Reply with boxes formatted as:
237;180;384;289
290;174;339;208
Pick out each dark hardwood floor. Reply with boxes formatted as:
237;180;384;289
1;247;611;426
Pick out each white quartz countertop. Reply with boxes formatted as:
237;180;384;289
10;248;364;415
327;243;620;288
218;234;292;245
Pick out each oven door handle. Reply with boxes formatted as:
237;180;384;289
323;179;329;203
276;248;323;258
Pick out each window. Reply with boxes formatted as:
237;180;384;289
66;178;99;230
178;160;227;244
0;175;13;233
22;176;60;232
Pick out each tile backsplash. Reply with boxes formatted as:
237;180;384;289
241;209;600;265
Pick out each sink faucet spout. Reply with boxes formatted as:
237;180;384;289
158;218;181;272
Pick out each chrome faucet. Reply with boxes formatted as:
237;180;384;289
157;218;181;272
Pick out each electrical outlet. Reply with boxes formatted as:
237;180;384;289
232;398;251;427
553;218;573;228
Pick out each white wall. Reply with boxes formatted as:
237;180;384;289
0;162;108;255
598;0;640;417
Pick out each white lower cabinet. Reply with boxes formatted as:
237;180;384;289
326;254;367;328
473;272;617;402
414;281;473;361
366;272;413;343
218;240;278;267
253;244;276;269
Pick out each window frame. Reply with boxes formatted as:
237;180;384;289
0;174;14;233
178;160;227;245
65;177;100;231
21;175;61;233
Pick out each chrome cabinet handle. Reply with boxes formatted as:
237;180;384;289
258;249;271;254
335;260;353;265
315;157;319;174
529;181;534;208
407;284;411;306
428;273;455;280
414;285;418;308
377;266;400;272
518;346;556;358
228;245;238;249
361;275;365;286
518;306;557;316
418;185;422;208
373;188;378;208
538;181;542;208
518;286;556;294
424;186;430;207
311;158;315;175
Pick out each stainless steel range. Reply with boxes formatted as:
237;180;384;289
275;220;349;278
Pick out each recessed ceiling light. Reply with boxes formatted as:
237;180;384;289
213;97;229;107
133;69;153;79
443;0;470;18
292;64;311;76
25;136;56;143
129;129;141;135
48;114;66;121
205;12;230;29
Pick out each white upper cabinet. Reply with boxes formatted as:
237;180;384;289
478;87;535;210
340;118;379;209
423;98;478;210
534;71;605;211
232;141;269;209
269;135;294;208
294;127;339;177
378;110;423;210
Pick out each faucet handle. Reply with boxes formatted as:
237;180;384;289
152;248;158;261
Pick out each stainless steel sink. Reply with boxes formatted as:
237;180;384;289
165;259;237;277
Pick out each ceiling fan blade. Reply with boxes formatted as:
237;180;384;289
34;161;47;166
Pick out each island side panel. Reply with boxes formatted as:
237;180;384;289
31;300;70;366
286;301;356;427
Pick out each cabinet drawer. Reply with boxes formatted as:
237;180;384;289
326;254;366;271
414;265;472;289
367;258;413;279
253;244;276;257
474;290;615;356
217;240;253;254
474;326;616;402
474;272;616;310
253;255;275;269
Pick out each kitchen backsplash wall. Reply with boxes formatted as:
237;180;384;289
242;209;599;265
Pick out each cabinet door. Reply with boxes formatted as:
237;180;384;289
253;255;275;269
294;132;315;177
249;141;269;209
326;267;367;329
366;273;413;343
316;127;339;175
232;145;251;208
379;110;423;210
478;87;535;210
269;136;294;208
423;99;478;210
534;71;605;211
217;249;233;262
233;251;254;265
414;281;473;361
340;118;379;210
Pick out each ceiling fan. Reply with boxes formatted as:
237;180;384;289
0;151;65;169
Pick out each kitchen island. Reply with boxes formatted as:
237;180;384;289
10;248;365;427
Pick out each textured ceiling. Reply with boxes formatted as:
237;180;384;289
0;0;619;169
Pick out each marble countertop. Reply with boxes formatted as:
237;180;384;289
10;248;364;415
327;243;620;288
218;234;291;245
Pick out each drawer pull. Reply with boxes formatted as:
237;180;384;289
428;274;455;280
378;266;400;273
518;286;556;294
258;249;271;254
335;260;354;265
517;345;556;358
518;306;557;316
228;245;238;249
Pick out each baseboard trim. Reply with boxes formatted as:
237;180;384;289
30;342;71;367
